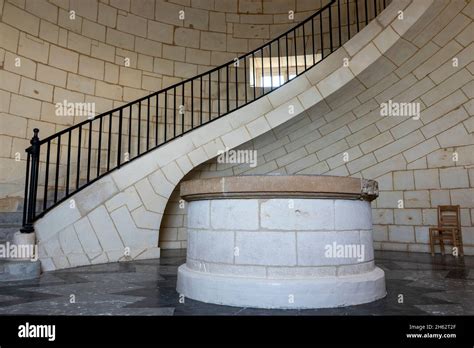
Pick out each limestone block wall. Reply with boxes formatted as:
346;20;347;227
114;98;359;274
161;0;474;255
33;0;443;270
0;0;329;212
186;197;376;275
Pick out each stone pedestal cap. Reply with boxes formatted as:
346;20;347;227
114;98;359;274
180;175;378;201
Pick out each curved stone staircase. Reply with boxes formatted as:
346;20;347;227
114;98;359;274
6;0;465;275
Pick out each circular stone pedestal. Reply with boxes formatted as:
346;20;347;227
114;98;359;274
177;175;386;309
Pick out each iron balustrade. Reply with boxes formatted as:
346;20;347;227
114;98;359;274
21;0;390;232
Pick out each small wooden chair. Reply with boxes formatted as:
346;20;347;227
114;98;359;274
429;205;464;257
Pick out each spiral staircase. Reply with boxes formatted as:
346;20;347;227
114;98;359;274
2;0;443;279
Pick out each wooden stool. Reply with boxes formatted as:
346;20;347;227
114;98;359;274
429;205;464;256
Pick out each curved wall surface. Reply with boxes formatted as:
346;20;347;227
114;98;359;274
0;0;326;212
28;0;472;271
161;0;474;255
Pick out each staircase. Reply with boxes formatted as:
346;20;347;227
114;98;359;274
0;212;21;243
0;211;40;281
12;0;435;273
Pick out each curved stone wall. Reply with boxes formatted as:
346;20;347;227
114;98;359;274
177;175;385;308
162;0;474;255
0;0;326;212
33;0;443;270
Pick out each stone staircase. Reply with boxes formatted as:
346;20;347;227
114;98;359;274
0;211;22;243
0;211;41;281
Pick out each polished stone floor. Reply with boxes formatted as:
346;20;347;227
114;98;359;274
0;249;473;315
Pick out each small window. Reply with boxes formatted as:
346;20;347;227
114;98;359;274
249;54;321;88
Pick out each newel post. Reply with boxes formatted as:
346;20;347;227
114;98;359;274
20;128;40;233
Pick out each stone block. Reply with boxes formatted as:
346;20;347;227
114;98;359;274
374;131;424;161
285;154;318;174
187;229;234;264
404;190;430;208
147;168;176;197
75;175;118;216
261;199;334;231
174;27;200;49
297;230;366;266
373;225;388;242
18;77;53;102
236;231;296;266
18;33;49;64
0;22;20;52
360;132;394;154
35;200;82;242
440;167;469;189
421;69;472;107
394;209;422;225
268;75;311;108
265;98;304;129
91;42;115;63
10;94;42;119
389;225;414;243
58;225;84;255
88;205;124;252
421;107;468;139
95;80;123;100
66;32;91;55
147;20;174;44
403;138;439;164
343;20;382;57
349;43;381;76
79;55;104;80
3;2;39;35
49;45;79;73
246;116;271;139
117;13;147;37
414;169;439;189
106;28;134;50
66;73;95;94
135;177;168;214
201;32;226;51
111;206;157;249
376;191;403;209
373;209;393;225
436;124;473;148
415;226;429;243
37;64;67;87
297;86;324;110
335;200;372;230
346;153;377;174
317;67;354;98
0;114;27;138
394;171;414;190
73;217;102;255
187;200;210;229
391;0;433;37
450;189;474;208
211;199;258;230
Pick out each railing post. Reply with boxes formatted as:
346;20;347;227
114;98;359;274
21;128;40;233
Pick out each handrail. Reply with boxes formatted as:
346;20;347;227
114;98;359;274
21;0;390;232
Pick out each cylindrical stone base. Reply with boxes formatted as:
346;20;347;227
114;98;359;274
177;176;386;309
177;265;385;309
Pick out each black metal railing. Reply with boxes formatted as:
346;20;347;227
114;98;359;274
21;0;390;232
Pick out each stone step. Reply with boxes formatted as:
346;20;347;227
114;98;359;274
0;259;41;282
0;212;23;224
0;227;18;243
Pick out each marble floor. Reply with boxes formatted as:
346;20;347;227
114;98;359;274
0;250;473;315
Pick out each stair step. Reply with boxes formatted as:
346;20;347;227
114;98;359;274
0;212;22;224
0;259;41;282
0;227;18;243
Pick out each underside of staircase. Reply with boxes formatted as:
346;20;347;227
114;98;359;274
6;0;467;274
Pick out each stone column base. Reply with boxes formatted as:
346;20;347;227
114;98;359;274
177;265;386;309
